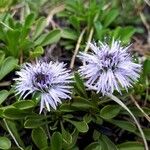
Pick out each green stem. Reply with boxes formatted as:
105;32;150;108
0;21;13;30
3;119;24;150
107;93;148;150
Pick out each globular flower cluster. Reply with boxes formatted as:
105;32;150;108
78;40;141;95
15;61;72;113
15;40;141;112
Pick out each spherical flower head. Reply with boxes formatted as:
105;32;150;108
14;61;72;113
78;40;141;95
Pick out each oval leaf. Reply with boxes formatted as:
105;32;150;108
32;127;48;149
40;29;61;46
13;100;35;110
100;105;121;119
0;137;11;150
51;132;62;150
0;57;18;80
118;141;144;150
0;90;9;105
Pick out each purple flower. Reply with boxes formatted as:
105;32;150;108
78;40;141;95
14;61;72;113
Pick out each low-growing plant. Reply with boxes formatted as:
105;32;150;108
0;0;149;150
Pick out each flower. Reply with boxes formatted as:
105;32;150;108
14;61;72;113
78;40;141;95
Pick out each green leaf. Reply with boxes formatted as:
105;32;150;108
0;90;9;105
3;107;29;119
32;17;46;40
143;59;150;77
40;29;61;46
61;123;72;144
85;142;101;150
13;100;35;110
120;27;136;44
24;13;35;28
100;135;118;150
32;127;48;149
0;137;11;150
94;21;103;40
3;119;25;149
136;128;150;141
66;119;89;133
0;57;18;80
51;132;62;150
59;103;77;112
62;28;78;40
6;30;20;57
112;27;136;44
83;114;92;124
74;72;87;97
71;97;96;109
100;105;121;119
24;119;47;128
34;33;47;46
30;46;44;58
0;51;5;66
103;9;119;27
117;141;144;150
109;119;136;132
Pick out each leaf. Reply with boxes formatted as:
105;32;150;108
3;107;29;119
74;72;87;97
109;119;136;132
66;119;89;133
59;103;77;112
34;33;47;46
13;100;35;110
32;17;46;40
0;90;9;105
6;30;20;57
143;59;150;77
61;28;78;40
117;141;144;150
120;27;136;44
40;29;61;46
100;105;121;119
112;27;136;44
84;142;101;150
71;97;96;110
61;123;72;144
3;119;25;149
83;114;92;124
0;51;5;66
0;57;18;80
51;132;62;150
24;13;35;28
136;128;150;141
30;46;44;58
0;137;11;150
103;9;119;27
24;119;47;128
94;21;103;40
100;135;118;150
32;127;48;149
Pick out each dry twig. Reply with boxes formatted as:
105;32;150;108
130;95;150;123
70;28;87;69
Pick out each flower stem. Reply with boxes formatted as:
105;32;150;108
44;110;51;140
107;93;148;150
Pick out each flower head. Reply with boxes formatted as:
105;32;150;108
78;40;141;95
14;61;72;113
